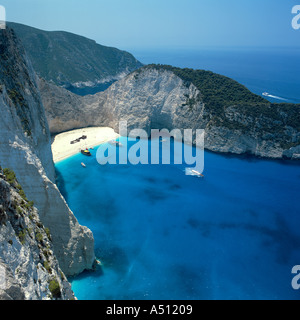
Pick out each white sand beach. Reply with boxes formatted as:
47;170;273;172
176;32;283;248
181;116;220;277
51;127;120;163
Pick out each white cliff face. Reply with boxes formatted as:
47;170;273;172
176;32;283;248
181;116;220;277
0;29;95;279
38;78;88;134
40;67;300;159
91;68;300;159
0;170;75;300
87;68;205;134
40;68;205;134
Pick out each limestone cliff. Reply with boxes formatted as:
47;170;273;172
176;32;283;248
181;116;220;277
0;168;74;300
40;66;300;160
0;28;95;280
38;78;89;134
39;68;202;134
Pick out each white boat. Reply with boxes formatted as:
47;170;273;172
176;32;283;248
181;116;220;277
81;162;86;168
262;92;270;97
109;140;123;147
191;170;204;178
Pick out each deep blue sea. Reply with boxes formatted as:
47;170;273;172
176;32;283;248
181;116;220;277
56;48;300;300
133;47;300;104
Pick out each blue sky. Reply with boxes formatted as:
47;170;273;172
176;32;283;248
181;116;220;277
1;0;300;50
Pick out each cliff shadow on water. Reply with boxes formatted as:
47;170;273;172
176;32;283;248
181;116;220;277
55;166;69;203
205;148;300;166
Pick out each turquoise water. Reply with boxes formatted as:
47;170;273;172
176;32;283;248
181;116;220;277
55;47;300;300
56;137;300;300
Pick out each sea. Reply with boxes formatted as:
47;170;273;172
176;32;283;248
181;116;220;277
56;47;300;300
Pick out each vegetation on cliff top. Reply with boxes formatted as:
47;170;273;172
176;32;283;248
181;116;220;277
139;64;300;133
8;22;143;86
140;64;266;107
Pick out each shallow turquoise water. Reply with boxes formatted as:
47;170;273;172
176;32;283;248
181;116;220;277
55;137;300;300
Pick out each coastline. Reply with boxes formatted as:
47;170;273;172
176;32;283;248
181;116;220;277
51;127;120;163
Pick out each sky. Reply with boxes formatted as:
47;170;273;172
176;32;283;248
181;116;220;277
1;0;300;51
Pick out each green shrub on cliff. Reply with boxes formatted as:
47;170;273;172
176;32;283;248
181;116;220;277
49;279;61;299
3;168;16;185
144;64;267;109
140;64;300;136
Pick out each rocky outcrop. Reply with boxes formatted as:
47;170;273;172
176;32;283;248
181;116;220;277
0;28;95;279
0;168;75;300
40;67;300;160
39;68;203;134
38;78;89;134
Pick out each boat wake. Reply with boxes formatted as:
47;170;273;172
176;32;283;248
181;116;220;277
185;168;204;178
262;92;288;101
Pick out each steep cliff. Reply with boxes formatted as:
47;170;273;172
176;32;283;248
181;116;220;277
0;28;95;278
38;78;89;134
8;22;143;88
40;66;300;159
39;68;202;134
0;168;74;300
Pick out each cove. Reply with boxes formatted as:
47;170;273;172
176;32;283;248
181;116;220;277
55;137;300;300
